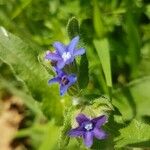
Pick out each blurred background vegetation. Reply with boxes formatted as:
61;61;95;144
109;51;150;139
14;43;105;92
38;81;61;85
0;0;150;149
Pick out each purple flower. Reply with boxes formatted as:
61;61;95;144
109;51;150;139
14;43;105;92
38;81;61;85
45;36;85;69
68;114;107;148
48;69;77;96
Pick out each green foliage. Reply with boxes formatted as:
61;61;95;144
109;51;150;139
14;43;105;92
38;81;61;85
115;119;150;148
83;96;113;118
94;38;112;88
124;7;141;78
78;54;89;89
59;106;74;149
0;0;150;149
39;121;60;150
0;59;42;116
11;0;32;19
67;17;89;90
60;96;114;149
113;76;150;121
15;121;60;150
0;27;61;119
93;0;105;38
67;17;79;40
0;27;49;100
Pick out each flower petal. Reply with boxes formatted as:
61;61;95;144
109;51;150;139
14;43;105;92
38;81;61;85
60;85;68;96
68;127;84;137
92;115;107;127
68;74;77;85
57;60;65;69
68;36;79;54
48;77;59;85
60;74;77;95
76;114;90;125
55;67;62;74
65;57;74;64
53;42;66;55
93;128;107;139
73;48;85;56
83;132;94;148
45;52;61;61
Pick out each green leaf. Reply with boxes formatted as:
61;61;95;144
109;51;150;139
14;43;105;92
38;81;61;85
39;121;60;150
0;58;27;91
0;77;42;116
0;59;42;115
11;0;32;19
15;122;59;150
115;119;150;148
78;54;89;89
59;106;74;149
67;17;79;40
74;96;114;120
38;52;55;76
91;96;114;114
113;76;150;121
0;27;60;118
93;38;112;87
66;18;89;91
125;14;141;78
93;0;105;38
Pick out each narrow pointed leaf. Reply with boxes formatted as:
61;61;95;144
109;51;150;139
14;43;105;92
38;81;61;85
93;38;112;87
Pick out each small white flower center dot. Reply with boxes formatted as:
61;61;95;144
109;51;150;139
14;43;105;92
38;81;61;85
62;52;71;62
84;123;93;131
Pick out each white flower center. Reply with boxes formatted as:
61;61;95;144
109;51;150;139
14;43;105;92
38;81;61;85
84;123;93;131
62;52;71;62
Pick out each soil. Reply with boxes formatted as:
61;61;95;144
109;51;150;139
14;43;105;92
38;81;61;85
0;96;24;150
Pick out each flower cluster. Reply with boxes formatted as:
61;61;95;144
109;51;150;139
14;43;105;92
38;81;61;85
45;36;108;148
45;36;85;95
68;114;107;148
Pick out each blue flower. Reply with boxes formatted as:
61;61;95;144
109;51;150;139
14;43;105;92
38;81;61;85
68;114;107;148
45;36;85;69
48;69;77;96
